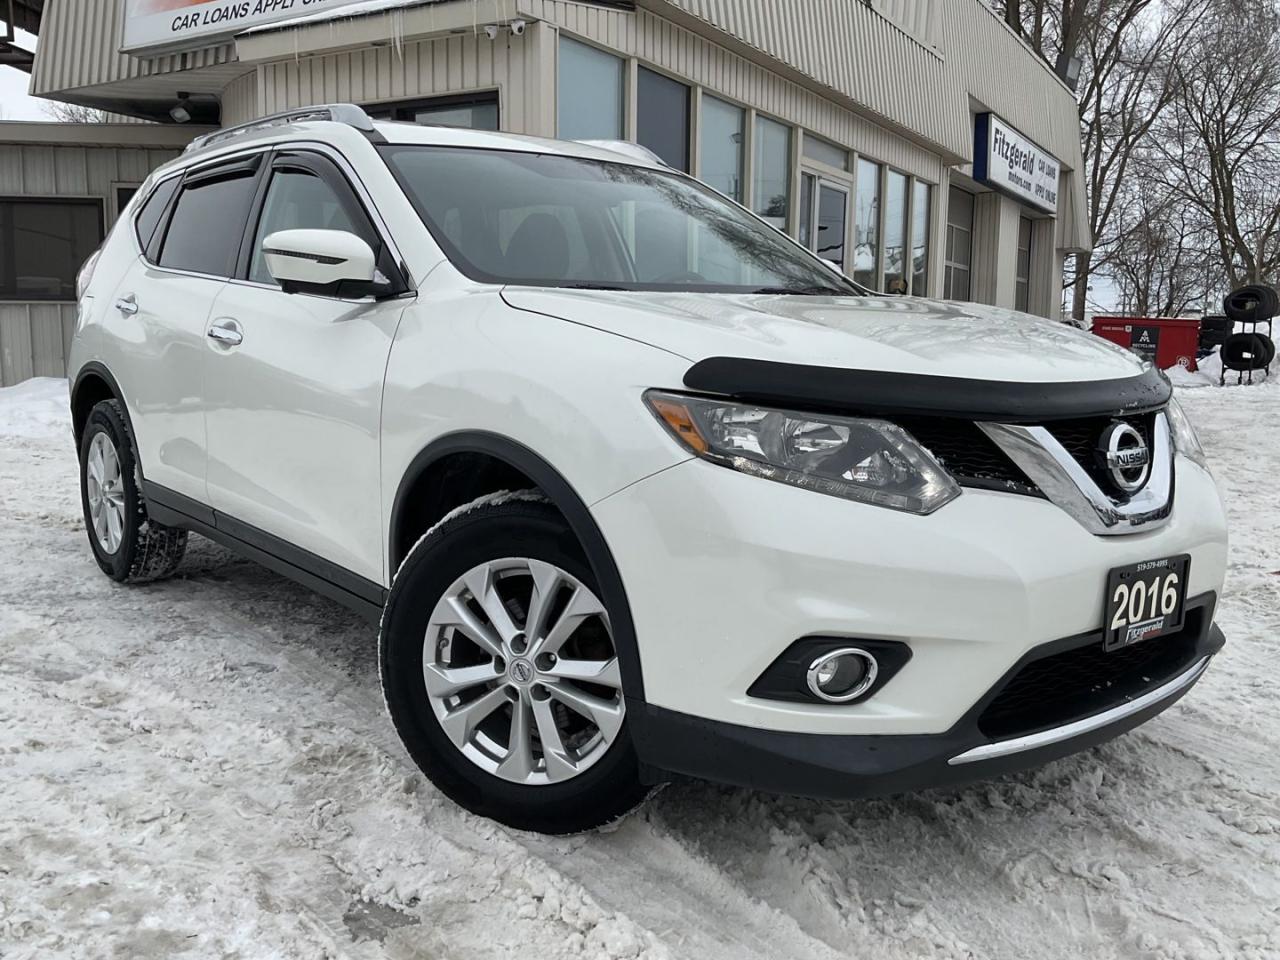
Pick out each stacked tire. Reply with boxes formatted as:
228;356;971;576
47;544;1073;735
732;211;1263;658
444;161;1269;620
1219;284;1276;384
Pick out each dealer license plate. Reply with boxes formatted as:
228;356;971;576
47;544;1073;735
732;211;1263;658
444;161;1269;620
1104;555;1190;651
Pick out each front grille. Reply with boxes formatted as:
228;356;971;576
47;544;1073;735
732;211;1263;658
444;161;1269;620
977;618;1203;741
897;418;1041;497
1043;413;1156;496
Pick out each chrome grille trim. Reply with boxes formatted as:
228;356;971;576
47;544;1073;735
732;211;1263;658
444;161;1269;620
979;412;1174;536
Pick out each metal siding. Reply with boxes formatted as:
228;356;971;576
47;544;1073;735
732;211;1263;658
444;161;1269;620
256;26;538;134
32;0;236;97
0;142;181;386
526;0;944;182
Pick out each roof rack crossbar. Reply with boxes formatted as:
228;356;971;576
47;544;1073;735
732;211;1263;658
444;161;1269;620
185;103;376;153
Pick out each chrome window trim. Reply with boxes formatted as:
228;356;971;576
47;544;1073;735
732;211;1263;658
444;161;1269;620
979;412;1174;536
948;655;1209;765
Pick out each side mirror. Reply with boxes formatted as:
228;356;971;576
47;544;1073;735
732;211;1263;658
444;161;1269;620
262;229;378;297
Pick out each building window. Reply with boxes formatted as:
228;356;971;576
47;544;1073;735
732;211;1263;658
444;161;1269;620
0;199;104;301
637;67;690;171
700;95;744;203
944;186;974;301
115;185;141;220
558;38;624;141
911;181;931;296
367;93;498;130
1016;216;1033;312
854;158;881;289
752;115;791;230
802;135;848;172
883;170;909;295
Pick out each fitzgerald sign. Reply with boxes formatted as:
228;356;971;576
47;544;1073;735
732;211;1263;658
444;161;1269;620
122;0;368;53
973;113;1061;214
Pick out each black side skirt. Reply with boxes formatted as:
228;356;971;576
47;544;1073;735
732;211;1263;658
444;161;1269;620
143;482;387;622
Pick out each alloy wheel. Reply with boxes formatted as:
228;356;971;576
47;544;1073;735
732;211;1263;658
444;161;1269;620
423;558;624;786
86;432;126;555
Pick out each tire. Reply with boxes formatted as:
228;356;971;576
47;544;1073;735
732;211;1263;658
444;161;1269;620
380;493;649;834
1221;332;1274;371
79;399;188;583
1222;284;1279;324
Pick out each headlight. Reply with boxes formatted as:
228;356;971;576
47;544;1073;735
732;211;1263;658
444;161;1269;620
1165;397;1210;471
645;391;961;514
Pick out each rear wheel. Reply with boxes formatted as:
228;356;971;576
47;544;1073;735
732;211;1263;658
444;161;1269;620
380;495;648;834
79;399;187;583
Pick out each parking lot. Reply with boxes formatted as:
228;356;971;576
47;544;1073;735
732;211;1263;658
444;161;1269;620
1;376;1277;960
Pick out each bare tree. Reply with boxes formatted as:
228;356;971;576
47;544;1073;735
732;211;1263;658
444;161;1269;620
996;1;1209;321
1152;0;1280;288
1108;164;1218;316
46;101;114;123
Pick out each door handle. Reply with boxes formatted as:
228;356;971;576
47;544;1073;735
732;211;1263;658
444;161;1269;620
115;295;138;316
207;321;243;347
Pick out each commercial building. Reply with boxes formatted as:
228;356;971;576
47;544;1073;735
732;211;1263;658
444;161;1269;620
2;0;1089;384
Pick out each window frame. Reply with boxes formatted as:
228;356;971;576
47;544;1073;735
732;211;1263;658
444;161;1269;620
0;196;106;302
365;91;500;130
944;185;975;302
557;35;627;142
635;63;692;172
236;148;409;300
143;146;409;301
152;152;267;281
133;174;183;262
1015;215;1034;312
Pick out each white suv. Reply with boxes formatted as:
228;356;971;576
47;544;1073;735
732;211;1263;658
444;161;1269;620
70;105;1228;834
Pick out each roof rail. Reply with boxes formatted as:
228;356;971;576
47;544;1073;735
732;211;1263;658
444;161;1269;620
185;104;377;153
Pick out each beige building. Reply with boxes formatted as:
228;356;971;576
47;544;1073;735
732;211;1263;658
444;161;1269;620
4;0;1089;383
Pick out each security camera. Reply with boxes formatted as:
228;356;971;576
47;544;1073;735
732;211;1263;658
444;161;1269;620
510;19;527;36
483;24;499;40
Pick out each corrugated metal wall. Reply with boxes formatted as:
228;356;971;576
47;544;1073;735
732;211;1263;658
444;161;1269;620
0;140;182;387
640;0;965;159
255;23;552;137
31;0;236;98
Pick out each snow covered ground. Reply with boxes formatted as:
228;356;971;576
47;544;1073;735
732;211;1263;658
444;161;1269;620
1;375;1277;960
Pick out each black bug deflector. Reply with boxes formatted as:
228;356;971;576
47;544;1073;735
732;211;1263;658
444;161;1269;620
682;358;1173;423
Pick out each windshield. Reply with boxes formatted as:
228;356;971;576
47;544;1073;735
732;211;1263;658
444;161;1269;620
380;145;863;295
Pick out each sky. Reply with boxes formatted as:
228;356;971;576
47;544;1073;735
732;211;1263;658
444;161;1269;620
0;28;51;121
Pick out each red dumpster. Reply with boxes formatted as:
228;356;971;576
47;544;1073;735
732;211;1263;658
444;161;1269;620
1091;316;1201;372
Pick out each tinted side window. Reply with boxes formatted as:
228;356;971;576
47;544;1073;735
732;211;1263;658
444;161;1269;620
249;169;363;285
134;177;179;255
159;172;258;277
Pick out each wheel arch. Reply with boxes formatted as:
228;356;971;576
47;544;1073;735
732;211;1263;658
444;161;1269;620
390;431;646;703
71;361;129;447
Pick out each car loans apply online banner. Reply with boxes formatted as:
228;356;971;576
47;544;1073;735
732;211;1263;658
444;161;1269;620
122;0;367;53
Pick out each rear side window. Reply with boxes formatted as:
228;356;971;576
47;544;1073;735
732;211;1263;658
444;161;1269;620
159;171;258;277
134;177;179;253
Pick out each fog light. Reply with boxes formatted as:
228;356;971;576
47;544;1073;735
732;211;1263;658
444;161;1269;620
805;648;879;703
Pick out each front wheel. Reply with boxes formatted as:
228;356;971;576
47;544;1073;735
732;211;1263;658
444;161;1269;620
379;495;648;834
79;399;187;583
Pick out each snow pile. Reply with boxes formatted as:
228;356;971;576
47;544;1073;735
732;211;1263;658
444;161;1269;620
0;377;69;440
1;377;1279;959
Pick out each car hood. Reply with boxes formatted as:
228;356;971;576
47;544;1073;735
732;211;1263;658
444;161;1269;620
500;289;1144;384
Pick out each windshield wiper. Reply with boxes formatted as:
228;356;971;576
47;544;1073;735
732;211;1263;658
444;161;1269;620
749;285;851;296
557;282;632;291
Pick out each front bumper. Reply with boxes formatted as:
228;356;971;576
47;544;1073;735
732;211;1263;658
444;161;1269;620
592;453;1228;737
629;606;1224;799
